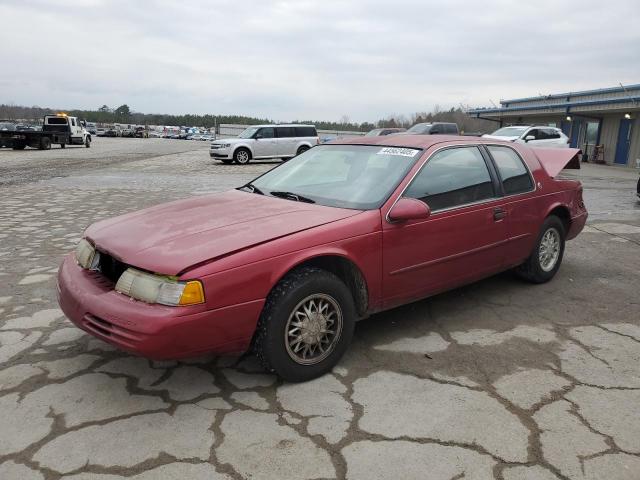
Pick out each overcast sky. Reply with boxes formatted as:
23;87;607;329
1;0;639;122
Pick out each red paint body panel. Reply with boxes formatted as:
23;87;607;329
85;190;361;275
58;136;587;359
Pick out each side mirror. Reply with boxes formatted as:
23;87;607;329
388;198;431;222
524;135;535;142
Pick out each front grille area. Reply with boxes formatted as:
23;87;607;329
97;251;129;284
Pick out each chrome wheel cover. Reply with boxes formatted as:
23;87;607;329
284;294;343;365
236;150;249;163
539;227;561;272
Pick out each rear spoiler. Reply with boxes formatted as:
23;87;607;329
532;148;582;177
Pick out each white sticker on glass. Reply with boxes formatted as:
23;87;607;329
377;147;420;157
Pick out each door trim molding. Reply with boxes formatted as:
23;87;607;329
388;233;531;276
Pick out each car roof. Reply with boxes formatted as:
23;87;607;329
329;134;481;149
329;134;552;151
252;124;316;128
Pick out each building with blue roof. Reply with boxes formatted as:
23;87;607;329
468;84;640;167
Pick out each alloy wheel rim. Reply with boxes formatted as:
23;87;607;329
284;294;343;365
539;227;561;272
237;151;249;163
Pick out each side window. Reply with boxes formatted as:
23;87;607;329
487;146;534;195
295;126;316;137
404;147;495;211
71;118;76;127
545;128;560;139
276;127;295;138
525;129;539;140
256;127;274;139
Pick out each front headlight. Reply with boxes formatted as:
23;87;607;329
76;239;99;270
221;143;231;148
115;268;205;306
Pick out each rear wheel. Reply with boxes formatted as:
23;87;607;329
253;267;356;382
515;216;565;283
234;148;251;165
12;143;26;150
39;137;51;150
60;143;66;149
296;145;310;156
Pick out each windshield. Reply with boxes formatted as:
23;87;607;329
238;127;259;139
490;127;527;137
407;123;431;134
247;145;422;210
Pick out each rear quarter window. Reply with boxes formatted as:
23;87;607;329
295;126;317;137
487;146;534;195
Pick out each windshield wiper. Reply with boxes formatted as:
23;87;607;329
239;183;264;195
269;191;315;203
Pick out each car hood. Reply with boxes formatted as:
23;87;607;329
481;134;520;141
85;190;362;275
212;138;249;145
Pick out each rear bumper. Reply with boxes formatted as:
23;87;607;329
567;210;588;240
57;254;264;359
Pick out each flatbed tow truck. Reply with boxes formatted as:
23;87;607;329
0;113;91;150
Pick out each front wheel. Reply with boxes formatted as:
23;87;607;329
253;267;356;382
296;146;310;156
234;148;251;165
85;136;91;148
515;216;565;283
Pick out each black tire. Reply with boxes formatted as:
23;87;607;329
85;136;91;148
515;216;565;284
39;137;51;150
220;159;233;164
234;148;251;165
12;143;26;150
296;145;310;156
253;267;356;382
60;143;66;149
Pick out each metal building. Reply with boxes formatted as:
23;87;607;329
468;84;640;168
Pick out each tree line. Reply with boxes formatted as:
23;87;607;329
0;103;495;133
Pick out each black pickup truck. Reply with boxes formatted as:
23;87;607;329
0;114;91;150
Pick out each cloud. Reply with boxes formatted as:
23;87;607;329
1;0;639;122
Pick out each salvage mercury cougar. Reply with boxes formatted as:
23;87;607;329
57;135;587;381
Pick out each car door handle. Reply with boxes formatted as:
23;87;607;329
493;207;507;220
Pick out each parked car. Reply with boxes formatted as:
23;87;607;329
0;122;16;147
58;135;586;382
483;126;570;148
85;122;97;135
96;128;107;137
210;124;319;164
365;128;406;136
403;122;459;135
104;126;120;137
148;131;163;138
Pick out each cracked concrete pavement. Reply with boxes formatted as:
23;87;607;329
0;138;639;479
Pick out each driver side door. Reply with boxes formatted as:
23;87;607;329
382;145;509;308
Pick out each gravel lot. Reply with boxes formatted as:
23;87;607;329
1;137;639;480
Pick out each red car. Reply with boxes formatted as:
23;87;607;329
58;135;587;381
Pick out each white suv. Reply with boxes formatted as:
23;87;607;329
483;125;570;148
210;124;319;164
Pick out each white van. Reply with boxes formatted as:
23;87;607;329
210;124;319;164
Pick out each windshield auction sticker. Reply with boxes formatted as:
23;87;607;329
377;147;420;157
